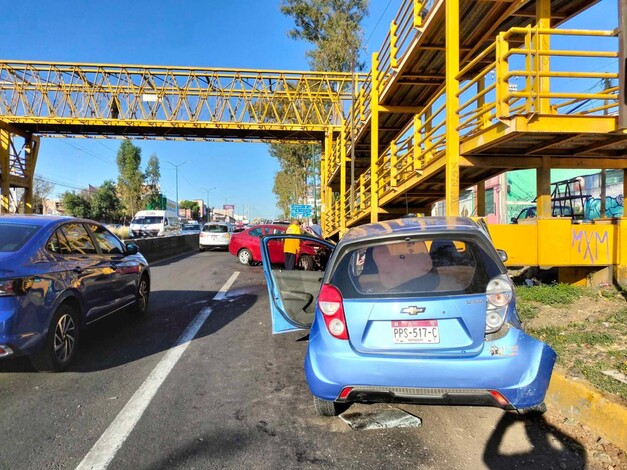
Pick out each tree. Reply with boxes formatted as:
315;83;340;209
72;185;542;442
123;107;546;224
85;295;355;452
32;177;55;214
272;0;369;213
281;0;368;71
144;153;162;210
116;140;144;218
179;200;200;219
90;180;122;223
62;191;92;218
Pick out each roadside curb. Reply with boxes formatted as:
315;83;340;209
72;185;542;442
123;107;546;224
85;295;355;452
546;370;627;452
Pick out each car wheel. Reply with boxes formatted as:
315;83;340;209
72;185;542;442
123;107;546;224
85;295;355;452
313;396;349;416
518;402;547;416
238;249;253;265
298;254;314;271
131;273;150;316
31;303;80;372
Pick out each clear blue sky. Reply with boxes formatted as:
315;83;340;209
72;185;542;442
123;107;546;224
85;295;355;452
0;0;399;219
0;0;617;219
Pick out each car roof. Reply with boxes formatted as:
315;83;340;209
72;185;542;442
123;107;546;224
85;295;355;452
0;214;78;227
341;217;483;244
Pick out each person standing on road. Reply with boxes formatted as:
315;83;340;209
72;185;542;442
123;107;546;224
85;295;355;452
284;218;301;270
310;217;323;238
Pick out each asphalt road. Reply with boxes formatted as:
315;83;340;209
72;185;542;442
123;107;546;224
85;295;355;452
0;250;592;469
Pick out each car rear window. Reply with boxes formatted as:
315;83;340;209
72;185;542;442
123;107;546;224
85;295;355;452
330;235;502;298
203;224;228;233
0;223;39;252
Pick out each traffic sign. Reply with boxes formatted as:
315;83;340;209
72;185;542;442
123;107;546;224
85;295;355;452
290;204;312;218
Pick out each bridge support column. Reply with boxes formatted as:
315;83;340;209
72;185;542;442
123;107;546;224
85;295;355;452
536;0;551;114
476;181;486;217
619;0;627;129
445;0;460;216
340;122;347;234
537;156;552;218
370;52;380;223
0;127;9;213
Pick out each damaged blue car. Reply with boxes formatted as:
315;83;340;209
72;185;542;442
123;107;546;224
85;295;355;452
261;217;556;416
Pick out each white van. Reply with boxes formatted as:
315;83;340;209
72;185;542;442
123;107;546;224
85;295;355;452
129;210;181;238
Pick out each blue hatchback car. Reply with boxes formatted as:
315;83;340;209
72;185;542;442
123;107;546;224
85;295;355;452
0;215;150;371
261;217;556;416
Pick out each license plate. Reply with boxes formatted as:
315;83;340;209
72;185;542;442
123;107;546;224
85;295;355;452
392;320;439;344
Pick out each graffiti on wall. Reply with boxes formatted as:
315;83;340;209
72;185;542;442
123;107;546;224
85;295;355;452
572;229;610;264
583;195;624;219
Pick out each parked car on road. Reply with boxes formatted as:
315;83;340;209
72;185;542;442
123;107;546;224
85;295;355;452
229;224;327;269
511;205;574;223
260;217;556;416
181;221;201;233
0;215;150;372
199;222;234;251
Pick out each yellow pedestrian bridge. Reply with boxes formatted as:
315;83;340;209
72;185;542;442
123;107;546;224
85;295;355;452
1;0;626;286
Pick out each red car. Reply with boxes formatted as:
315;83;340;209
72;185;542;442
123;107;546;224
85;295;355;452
229;224;327;269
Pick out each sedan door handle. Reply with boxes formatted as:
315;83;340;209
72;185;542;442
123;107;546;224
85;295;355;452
73;266;83;274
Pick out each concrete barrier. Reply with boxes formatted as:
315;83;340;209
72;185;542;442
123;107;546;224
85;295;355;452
126;234;199;263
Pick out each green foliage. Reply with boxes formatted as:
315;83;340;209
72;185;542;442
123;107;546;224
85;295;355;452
281;0;369;71
90;180;122;223
514;284;585;306
573;358;627;400
273;169;303;218
515;302;537;322
116;140;144;218
179;200;200;219
62;191;92;218
144;153;161;209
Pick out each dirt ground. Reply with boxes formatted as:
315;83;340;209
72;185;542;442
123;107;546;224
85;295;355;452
522;293;627;469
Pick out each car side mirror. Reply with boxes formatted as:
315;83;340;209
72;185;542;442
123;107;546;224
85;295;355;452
496;249;508;262
125;243;139;255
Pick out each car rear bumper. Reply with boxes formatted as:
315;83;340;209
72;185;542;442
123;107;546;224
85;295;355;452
199;239;230;248
305;326;556;411
0;300;45;358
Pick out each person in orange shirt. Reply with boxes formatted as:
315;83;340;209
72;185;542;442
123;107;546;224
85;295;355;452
284;219;301;270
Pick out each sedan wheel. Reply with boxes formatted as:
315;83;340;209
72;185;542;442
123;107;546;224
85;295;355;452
298;254;314;271
131;274;150;316
31;304;79;372
238;249;253;265
313;395;349;416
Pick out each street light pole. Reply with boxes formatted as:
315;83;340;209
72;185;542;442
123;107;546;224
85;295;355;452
201;186;216;221
166;161;187;217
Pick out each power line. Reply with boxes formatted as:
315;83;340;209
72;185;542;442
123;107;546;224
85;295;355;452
60;140;116;166
364;0;394;48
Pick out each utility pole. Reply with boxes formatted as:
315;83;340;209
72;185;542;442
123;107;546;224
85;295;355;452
166;161;187;217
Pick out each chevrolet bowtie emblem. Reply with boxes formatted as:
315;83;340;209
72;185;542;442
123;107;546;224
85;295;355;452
400;306;425;315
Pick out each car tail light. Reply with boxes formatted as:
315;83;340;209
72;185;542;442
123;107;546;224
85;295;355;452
338;387;353;400
0;345;14;357
489;390;510;407
0;278;33;296
318;284;349;340
485;274;512;333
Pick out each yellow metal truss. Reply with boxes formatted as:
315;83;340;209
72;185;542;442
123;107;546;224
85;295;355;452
0;61;364;141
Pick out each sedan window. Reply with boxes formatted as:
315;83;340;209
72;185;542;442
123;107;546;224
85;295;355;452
248;228;262;237
60;223;97;255
46;230;72;254
203;224;228;233
0;223;39;252
87;224;124;254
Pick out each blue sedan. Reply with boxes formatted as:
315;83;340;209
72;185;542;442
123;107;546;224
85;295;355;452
0;215;150;371
260;217;556;416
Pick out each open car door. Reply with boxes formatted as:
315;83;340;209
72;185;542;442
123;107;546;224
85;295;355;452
260;234;335;334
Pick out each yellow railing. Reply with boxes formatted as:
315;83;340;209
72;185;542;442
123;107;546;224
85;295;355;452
458;27;618;136
325;26;619;236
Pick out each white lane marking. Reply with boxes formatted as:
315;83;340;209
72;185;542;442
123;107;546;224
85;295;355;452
76;271;240;470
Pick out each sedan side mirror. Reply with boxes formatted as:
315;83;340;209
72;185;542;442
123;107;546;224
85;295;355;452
125;243;139;255
496;249;508;263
